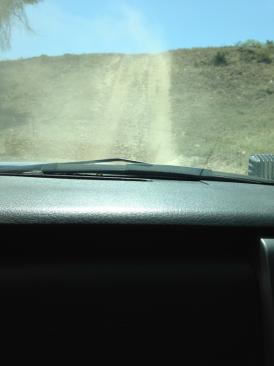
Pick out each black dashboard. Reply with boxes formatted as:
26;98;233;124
0;175;274;364
1;175;274;226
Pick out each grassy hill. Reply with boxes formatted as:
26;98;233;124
0;42;274;174
170;43;274;173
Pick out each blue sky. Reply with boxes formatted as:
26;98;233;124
1;0;274;59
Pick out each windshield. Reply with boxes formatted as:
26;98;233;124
0;0;273;176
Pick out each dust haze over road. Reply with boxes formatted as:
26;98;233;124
0;53;178;165
101;54;177;164
1;48;274;174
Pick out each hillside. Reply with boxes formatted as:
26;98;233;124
0;44;274;174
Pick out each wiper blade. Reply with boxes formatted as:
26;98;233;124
53;158;151;165
0;160;274;185
41;163;204;181
0;163;203;181
201;170;274;185
40;163;274;184
0;158;150;173
0;163;44;173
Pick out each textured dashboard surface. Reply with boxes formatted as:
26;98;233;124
0;175;274;227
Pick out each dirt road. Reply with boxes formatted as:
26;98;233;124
101;54;177;164
0;53;178;164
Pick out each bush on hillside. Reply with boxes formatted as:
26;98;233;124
237;39;264;48
257;49;272;64
239;46;273;64
266;40;274;47
212;51;228;66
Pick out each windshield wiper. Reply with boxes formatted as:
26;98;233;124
0;160;274;185
0;158;150;173
40;163;274;184
60;158;152;165
0;160;203;180
41;162;204;181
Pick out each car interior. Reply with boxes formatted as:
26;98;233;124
1;1;273;364
0;172;273;365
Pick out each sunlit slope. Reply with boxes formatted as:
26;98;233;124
0;45;274;173
170;46;274;173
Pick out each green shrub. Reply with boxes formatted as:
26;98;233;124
239;47;257;62
266;40;274;48
257;49;272;64
239;45;273;64
39;54;50;63
237;39;264;48
212;51;227;66
266;87;274;95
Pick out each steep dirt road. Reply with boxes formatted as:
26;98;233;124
101;54;177;164
0;53;177;164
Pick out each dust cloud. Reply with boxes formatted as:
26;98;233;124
0;53;178;165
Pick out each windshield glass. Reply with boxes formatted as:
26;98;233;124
0;0;273;176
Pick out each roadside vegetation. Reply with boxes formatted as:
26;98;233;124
170;40;274;173
0;0;42;50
